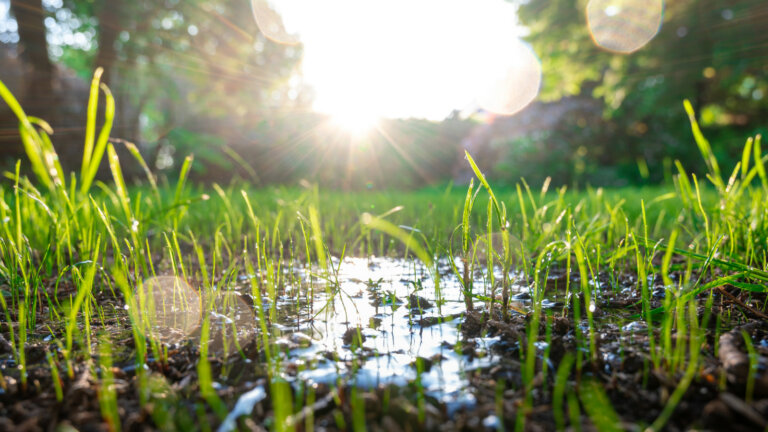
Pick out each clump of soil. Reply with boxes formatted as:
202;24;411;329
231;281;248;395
407;294;433;310
342;326;366;346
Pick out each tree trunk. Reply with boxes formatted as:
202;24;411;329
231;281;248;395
2;0;55;163
9;0;54;118
94;0;122;86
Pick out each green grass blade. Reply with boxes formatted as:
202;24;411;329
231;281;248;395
753;135;767;190
579;380;623;432
106;144;132;221
18;124;52;190
0;78;54;190
81;67;104;179
174;155;195;204
683;99;723;190
124;141;159;198
362;213;432;269
309;205;327;271
741;137;753;181
462;179;475;252
81;82;114;195
465;151;503;227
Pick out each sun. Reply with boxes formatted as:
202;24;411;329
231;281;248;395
328;108;380;137
264;0;530;121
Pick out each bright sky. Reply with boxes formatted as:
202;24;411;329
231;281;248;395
261;0;534;123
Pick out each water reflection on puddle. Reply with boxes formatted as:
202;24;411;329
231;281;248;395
263;257;505;413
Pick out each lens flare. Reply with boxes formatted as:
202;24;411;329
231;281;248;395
477;39;542;116
250;0;300;45
586;0;664;53
134;276;201;345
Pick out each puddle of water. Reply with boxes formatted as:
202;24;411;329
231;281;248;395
124;257;694;429
283;258;496;407
216;257;514;429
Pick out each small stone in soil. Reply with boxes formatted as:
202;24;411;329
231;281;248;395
512;292;531;300
461;311;483;338
408;294;433;310
342;327;366;346
410;356;434;372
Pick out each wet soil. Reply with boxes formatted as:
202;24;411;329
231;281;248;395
2;257;768;431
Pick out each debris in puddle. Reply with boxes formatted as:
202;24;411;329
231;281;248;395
217;384;267;432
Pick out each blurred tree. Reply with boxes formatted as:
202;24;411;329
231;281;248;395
8;0;469;187
511;0;768;183
58;0;308;174
517;0;767;115
93;0;121;86
215;113;476;189
9;0;54;116
3;0;307;177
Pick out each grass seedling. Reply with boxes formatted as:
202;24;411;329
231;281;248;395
647;298;704;431
271;378;295;432
465;151;516;320
460;179;479;311
553;353;574;432
64;245;100;378
573;239;597;364
198;318;228;420
45;350;63;402
567;390;582;432
98;337;121;432
579;380;622;432
742;330;758;403
632;232;659;370
351;386;367;432
17;301;26;392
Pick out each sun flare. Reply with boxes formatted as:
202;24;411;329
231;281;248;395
253;0;532;121
329;108;380;137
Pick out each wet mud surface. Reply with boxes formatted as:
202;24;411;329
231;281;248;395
2;257;768;431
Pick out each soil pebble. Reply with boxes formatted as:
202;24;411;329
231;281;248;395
407;294;433;310
342;327;366;346
462;311;483;338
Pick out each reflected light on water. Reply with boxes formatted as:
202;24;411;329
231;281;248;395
586;0;664;53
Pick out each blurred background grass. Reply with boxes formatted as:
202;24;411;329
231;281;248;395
0;0;766;189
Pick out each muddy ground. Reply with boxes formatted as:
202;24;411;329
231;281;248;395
1;259;767;431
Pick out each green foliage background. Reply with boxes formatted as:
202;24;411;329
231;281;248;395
0;0;766;188
498;0;768;186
